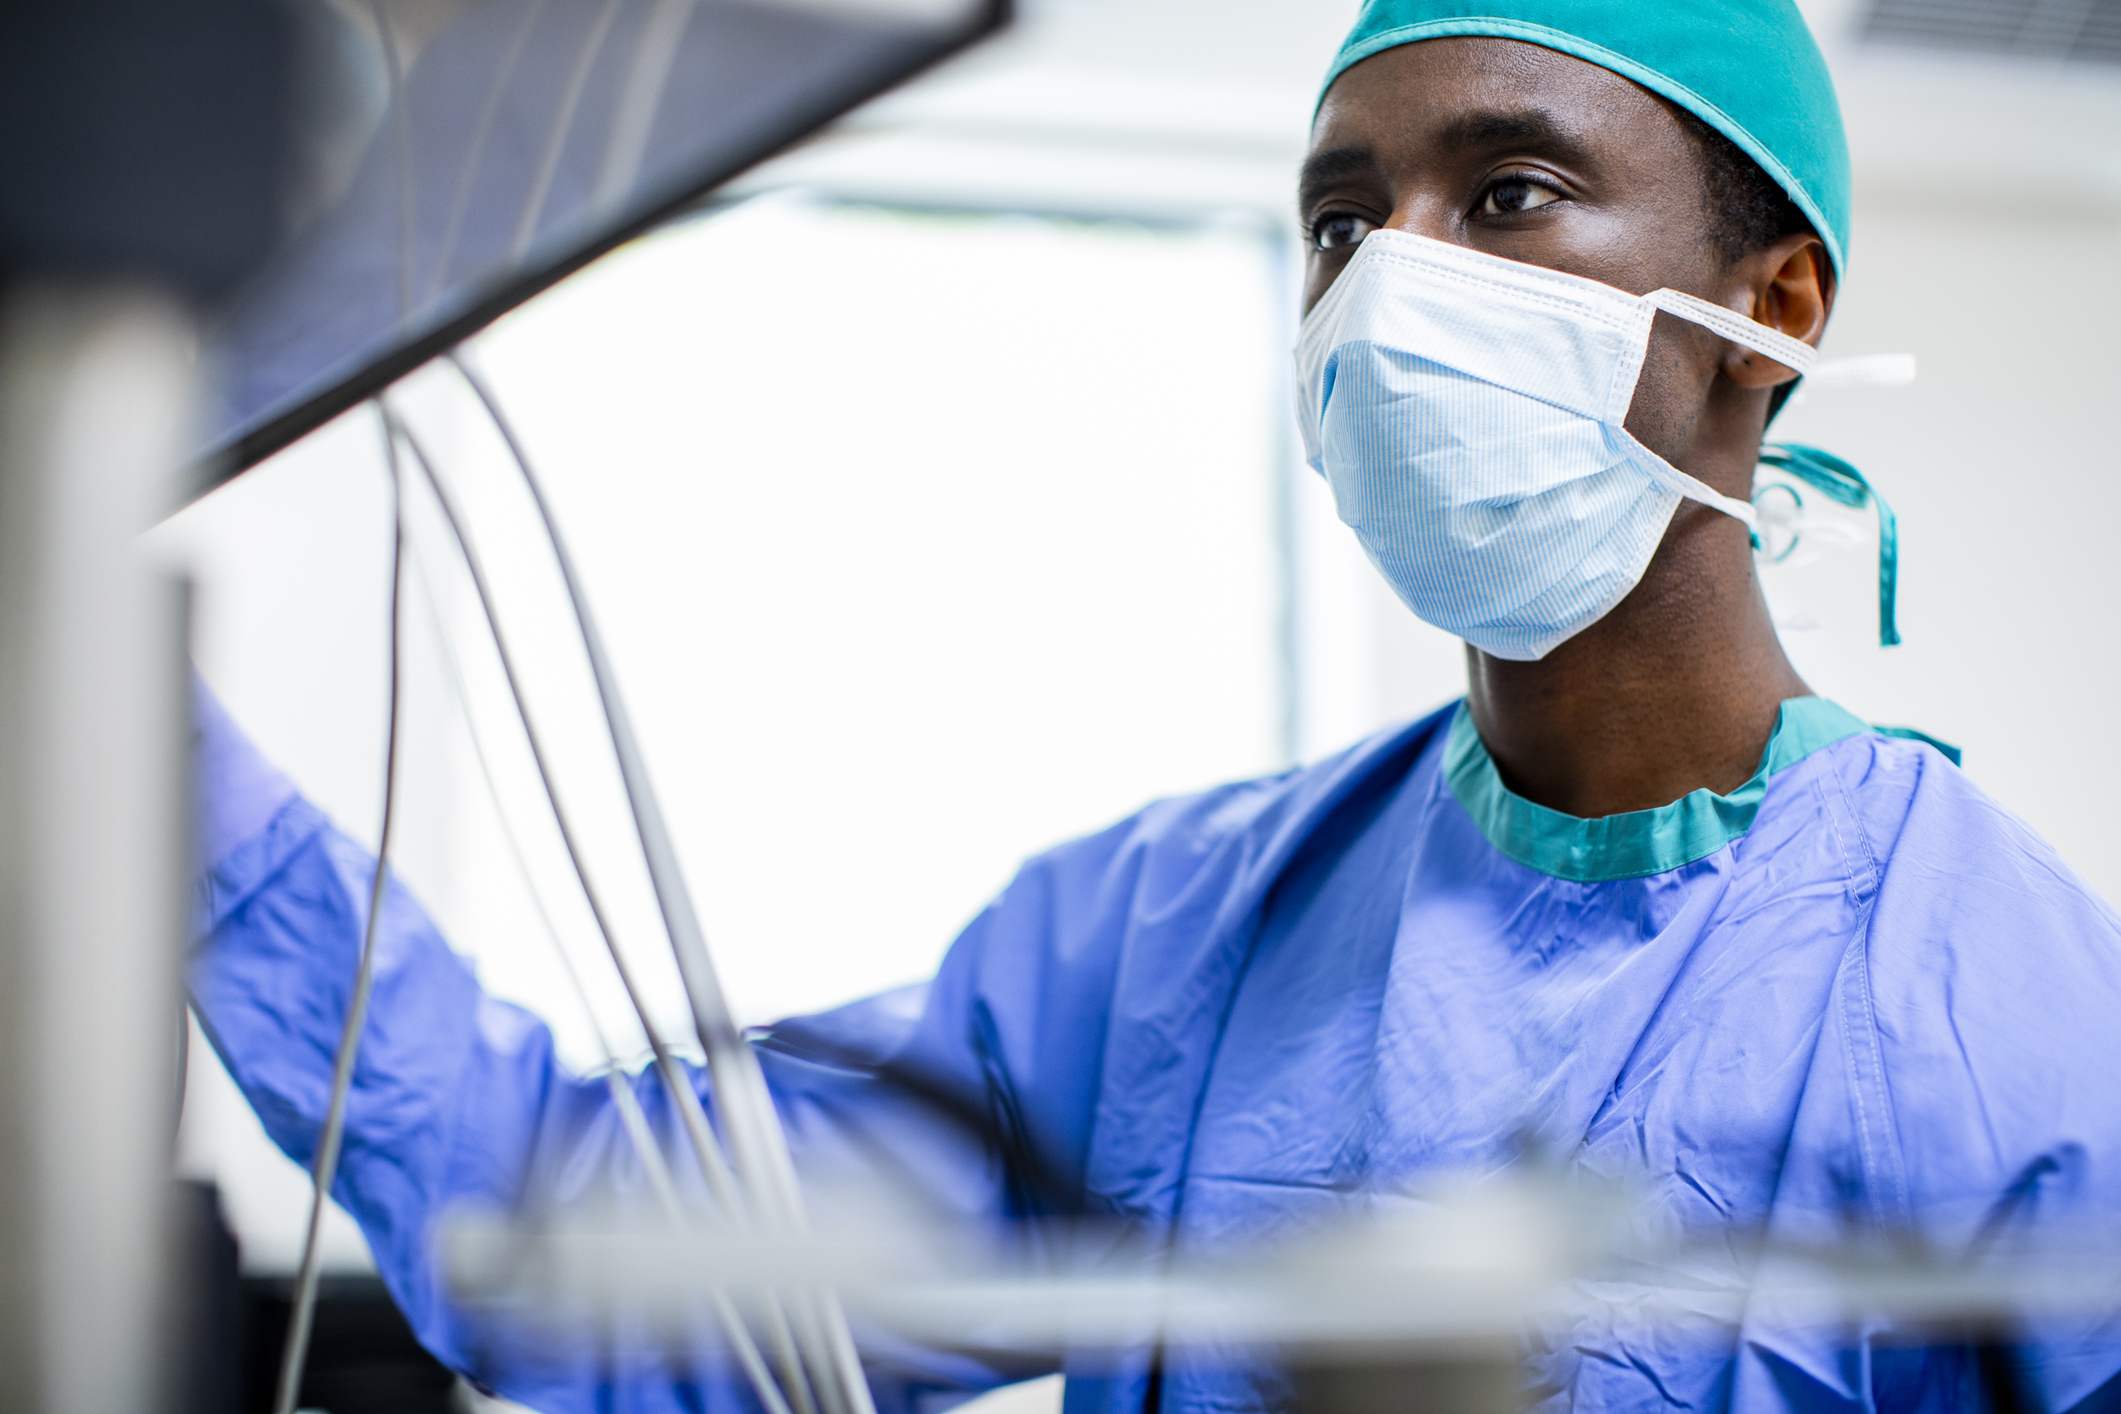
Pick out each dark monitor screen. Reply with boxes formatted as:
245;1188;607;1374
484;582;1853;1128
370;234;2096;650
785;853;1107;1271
198;0;1007;486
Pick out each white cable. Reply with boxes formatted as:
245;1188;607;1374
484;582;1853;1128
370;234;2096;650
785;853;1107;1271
387;407;811;1414
384;411;738;1205
272;405;408;1414
509;0;625;262
590;0;699;211
370;0;416;325
428;0;552;305
447;351;879;1414
404;534;627;1065
407;525;796;1414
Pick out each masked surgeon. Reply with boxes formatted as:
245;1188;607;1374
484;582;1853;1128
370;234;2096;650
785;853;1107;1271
190;1;2121;1410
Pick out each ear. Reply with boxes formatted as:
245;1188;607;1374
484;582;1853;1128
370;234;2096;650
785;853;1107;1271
1724;233;1834;389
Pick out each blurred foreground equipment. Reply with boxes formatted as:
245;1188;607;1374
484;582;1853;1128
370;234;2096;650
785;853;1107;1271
0;3;295;1410
193;0;1011;484
442;1172;2121;1414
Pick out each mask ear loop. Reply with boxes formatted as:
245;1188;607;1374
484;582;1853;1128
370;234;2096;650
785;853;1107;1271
1650;460;1760;532
1619;287;1821;533
1638;294;1901;648
1643;287;1819;377
1757;443;1901;647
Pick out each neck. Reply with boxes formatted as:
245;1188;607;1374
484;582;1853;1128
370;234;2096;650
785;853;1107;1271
1464;502;1809;818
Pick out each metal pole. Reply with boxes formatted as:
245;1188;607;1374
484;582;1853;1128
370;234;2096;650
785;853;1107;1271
0;284;194;1413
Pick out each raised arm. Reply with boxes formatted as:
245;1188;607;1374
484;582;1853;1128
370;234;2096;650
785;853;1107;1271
186;684;1048;1411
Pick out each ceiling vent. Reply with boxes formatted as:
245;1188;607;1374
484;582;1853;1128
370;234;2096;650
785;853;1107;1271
1859;0;2121;65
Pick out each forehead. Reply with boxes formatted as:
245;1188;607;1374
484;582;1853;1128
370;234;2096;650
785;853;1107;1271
1309;37;1679;158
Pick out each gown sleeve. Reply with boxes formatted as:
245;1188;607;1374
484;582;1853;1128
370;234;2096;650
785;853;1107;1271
186;683;1069;1414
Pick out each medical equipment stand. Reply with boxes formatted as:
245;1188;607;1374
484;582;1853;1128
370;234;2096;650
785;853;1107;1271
0;282;196;1414
0;0;292;1407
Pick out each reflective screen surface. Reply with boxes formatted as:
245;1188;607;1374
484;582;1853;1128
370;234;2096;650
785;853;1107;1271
199;0;1003;480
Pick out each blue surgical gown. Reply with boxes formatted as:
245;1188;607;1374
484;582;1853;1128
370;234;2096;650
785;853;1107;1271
188;686;2121;1413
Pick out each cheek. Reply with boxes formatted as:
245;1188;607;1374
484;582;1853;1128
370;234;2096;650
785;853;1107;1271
1301;254;1351;317
1503;162;1725;296
1506;207;1688;293
1622;317;1722;457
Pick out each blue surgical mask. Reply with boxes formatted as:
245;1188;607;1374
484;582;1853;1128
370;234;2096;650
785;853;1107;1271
1294;230;1817;662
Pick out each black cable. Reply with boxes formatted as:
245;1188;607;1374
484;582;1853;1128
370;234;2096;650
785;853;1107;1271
272;403;408;1414
749;1032;1085;1224
1972;1338;2036;1414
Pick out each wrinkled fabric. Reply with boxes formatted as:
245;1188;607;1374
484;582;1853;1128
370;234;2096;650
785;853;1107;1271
190;697;2121;1413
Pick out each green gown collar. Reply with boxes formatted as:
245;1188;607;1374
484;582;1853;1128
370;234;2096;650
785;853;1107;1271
1443;696;1871;882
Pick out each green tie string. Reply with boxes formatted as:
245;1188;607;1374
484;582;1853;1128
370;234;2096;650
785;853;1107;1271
1757;442;1901;647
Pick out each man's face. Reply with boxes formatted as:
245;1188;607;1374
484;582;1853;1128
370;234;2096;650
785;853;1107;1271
1301;38;1754;467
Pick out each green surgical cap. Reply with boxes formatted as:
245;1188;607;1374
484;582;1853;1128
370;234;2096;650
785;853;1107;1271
1321;0;1851;277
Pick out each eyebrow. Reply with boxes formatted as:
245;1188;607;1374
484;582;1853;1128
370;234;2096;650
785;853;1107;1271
1434;107;1596;169
1297;144;1379;210
1298;109;1600;212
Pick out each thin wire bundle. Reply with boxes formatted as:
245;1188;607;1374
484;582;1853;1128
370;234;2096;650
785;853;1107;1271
444;353;878;1414
269;355;877;1412
387;404;800;1414
271;0;868;1384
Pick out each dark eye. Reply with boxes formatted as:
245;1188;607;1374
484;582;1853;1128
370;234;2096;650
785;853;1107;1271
1311;212;1376;251
1478;178;1562;217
